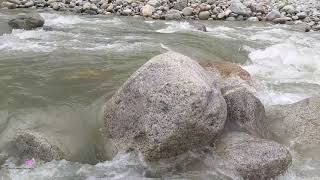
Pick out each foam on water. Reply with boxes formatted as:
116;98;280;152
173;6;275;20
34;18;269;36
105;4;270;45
0;29;55;52
156;21;195;33
41;13;122;28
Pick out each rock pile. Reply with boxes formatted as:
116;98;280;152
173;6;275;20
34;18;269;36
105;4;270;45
1;0;320;31
103;52;292;179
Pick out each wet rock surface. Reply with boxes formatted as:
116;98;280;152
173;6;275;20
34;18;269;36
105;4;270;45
104;52;227;161
13;130;71;162
265;97;320;154
216;131;292;180
8;13;44;30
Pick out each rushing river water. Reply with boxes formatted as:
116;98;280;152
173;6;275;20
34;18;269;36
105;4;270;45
0;8;320;180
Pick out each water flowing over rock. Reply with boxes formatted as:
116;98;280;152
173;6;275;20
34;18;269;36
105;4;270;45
8;13;45;30
265;97;320;154
104;52;227;161
216;132;292;180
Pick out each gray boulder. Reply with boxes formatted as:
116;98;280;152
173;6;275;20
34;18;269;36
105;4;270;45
266;10;281;21
165;9;182;20
173;0;187;11
201;61;270;138
199;11;210;20
104;52;227;161
229;0;251;16
1;1;17;8
265;97;320;154
8;13;45;30
182;7;193;16
14;130;71;162
216;132;292;180
296;12;307;19
272;17;292;24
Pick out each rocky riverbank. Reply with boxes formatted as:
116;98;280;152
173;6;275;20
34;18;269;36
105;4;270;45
1;0;320;32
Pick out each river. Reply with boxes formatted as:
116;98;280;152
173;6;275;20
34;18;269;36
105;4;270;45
0;9;320;179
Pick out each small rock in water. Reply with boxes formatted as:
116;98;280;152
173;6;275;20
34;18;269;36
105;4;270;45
13;130;71;162
190;22;207;32
8;13;45;30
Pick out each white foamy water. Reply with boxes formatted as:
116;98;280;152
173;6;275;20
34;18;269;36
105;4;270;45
157;21;199;33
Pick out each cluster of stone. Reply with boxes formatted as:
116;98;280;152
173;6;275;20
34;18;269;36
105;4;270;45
1;0;320;31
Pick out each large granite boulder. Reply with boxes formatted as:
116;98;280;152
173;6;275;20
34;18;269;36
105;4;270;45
8;13;45;30
104;52;227;161
216;132;292;180
265;97;320;154
201;61;270;138
14;130;71;162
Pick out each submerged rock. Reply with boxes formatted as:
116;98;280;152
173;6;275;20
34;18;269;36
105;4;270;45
216;132;292;180
8;13;45;30
201;61;251;83
265;97;320;154
104;52;227;161
14;130;71;162
190;22;207;32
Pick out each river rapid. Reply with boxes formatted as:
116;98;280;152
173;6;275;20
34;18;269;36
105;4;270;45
0;9;320;180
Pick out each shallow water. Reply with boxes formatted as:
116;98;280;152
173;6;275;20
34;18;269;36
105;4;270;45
0;9;320;179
